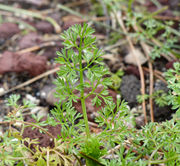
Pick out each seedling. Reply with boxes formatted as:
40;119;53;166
53;23;130;165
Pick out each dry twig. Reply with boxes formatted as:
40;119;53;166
140;43;154;122
114;11;147;124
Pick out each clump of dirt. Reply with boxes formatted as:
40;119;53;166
35;21;54;33
0;51;47;76
22;116;61;148
18;32;42;49
120;75;141;107
0;22;20;40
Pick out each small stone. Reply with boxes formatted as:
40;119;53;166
37;107;48;117
40;84;59;105
124;49;147;66
31;107;41;114
136;115;145;128
0;88;5;95
26;94;40;105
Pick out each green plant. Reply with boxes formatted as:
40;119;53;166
165;62;180;117
0;95;75;166
137;62;180;113
110;69;124;91
53;23;131;165
1;23;179;166
137;90;169;107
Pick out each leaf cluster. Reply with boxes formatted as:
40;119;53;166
165;62;180;115
54;23;112;107
1;95;75;166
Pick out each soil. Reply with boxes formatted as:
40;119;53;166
0;0;179;151
120;75;141;107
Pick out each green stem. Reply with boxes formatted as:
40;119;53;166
81;98;91;138
148;155;179;164
84;79;100;99
138;6;168;24
79;39;91;139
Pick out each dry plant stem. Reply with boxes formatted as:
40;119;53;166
88;121;99;128
4;16;36;31
106;144;120;156
115;12;147;124
153;15;180;21
134;20;155;122
17;41;57;54
143;67;167;84
0;120;55;139
0;67;60;97
73;153;83;166
0;4;61;33
141;43;154;122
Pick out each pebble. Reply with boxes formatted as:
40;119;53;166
26;94;40;105
124;48;147;66
0;87;5;95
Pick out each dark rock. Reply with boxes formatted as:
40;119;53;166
153;105;173;121
154;80;168;93
120;75;141;107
